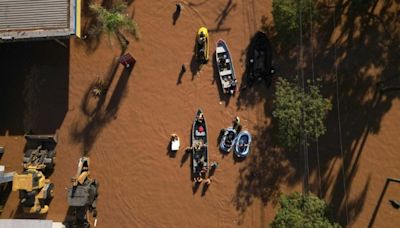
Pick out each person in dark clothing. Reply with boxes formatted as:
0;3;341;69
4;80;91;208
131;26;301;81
205;177;213;185
176;2;183;12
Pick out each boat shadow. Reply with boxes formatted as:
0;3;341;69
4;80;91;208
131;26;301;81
80;58;120;117
190;36;202;79
233;153;246;163
214;0;236;32
192;181;201;194
70;58;135;155
208;165;217;177
239;31;273;91
201;183;210;197
180;149;190;167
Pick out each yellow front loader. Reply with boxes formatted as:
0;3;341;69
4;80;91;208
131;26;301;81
12;169;54;214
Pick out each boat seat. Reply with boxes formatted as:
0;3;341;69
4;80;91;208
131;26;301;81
195;130;206;136
216;46;225;53
220;69;232;76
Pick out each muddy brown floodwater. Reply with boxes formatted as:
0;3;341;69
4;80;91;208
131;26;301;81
1;0;400;227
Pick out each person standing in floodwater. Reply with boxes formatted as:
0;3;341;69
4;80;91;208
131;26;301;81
211;161;219;169
205;177;213;185
176;2;183;12
173;2;184;25
233;116;241;132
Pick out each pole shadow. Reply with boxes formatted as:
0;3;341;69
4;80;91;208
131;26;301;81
214;0;236;32
368;178;400;228
70;59;135;155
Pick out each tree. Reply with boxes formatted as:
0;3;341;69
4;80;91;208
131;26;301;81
89;1;140;49
271;192;341;228
272;77;332;149
272;0;315;45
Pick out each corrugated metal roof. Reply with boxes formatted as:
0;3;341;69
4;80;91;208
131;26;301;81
0;219;53;228
0;0;75;39
0;0;69;31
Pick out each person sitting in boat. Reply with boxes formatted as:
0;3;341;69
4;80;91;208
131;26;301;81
231;79;237;88
195;176;203;183
255;68;263;80
197;113;204;123
233;116;241;130
258;51;265;60
249;58;254;66
239;142;249;149
269;66;276;75
199;32;205;42
195;142;202;151
228;131;235;140
198;32;206;47
198;125;204;133
226;132;234;146
254;49;260;60
219;57;227;69
198;161;206;175
205;177;213;185
200;166;208;175
199;49;205;58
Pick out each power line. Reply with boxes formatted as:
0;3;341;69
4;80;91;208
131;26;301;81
332;1;350;226
298;0;310;195
309;0;322;198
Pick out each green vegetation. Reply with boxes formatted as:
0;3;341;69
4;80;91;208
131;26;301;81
272;77;332;149
89;1;140;49
91;77;107;97
272;0;316;45
271;192;341;228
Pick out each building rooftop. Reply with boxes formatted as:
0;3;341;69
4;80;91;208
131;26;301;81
0;0;77;40
0;219;65;228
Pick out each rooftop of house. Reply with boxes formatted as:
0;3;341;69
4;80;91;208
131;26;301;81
0;0;77;40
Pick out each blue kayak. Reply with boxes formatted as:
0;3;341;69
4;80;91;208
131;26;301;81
234;131;251;157
219;127;237;153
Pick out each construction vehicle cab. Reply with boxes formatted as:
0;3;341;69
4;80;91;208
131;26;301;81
67;157;98;227
12;169;53;214
23;133;57;170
